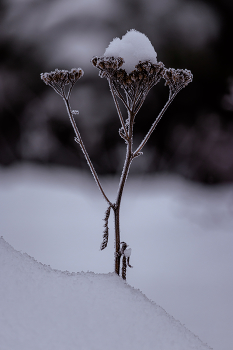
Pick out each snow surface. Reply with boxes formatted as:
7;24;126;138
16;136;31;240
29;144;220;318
0;236;210;350
104;29;157;73
0;164;233;350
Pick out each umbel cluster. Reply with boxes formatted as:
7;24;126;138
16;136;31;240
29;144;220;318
41;57;192;104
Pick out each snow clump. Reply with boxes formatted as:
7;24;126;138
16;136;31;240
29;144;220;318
124;248;132;258
104;29;157;74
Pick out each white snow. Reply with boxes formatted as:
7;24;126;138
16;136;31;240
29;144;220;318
124;248;131;258
0;236;210;350
0;164;233;350
104;29;157;73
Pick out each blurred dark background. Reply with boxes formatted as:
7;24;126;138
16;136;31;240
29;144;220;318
0;0;233;183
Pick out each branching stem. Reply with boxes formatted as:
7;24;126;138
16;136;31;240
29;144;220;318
112;91;179;274
41;59;192;280
64;84;180;276
108;80;129;139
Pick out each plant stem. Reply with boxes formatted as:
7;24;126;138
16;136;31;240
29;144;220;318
114;111;134;274
108;80;129;139
114;207;121;275
63;98;112;208
134;91;178;156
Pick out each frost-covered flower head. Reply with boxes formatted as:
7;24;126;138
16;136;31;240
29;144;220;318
92;30;165;114
104;29;158;74
41;68;84;98
163;68;193;98
41;68;83;87
92;29;192;115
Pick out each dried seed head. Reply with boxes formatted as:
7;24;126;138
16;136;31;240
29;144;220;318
92;56;165;88
40;68;84;88
70;68;84;83
163;68;193;95
92;56;165;113
119;60;165;93
92;57;98;67
91;56;124;79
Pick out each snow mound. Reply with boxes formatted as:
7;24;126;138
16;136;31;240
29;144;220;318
0;237;211;350
104;29;157;73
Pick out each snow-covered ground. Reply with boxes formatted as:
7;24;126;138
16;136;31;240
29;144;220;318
0;164;233;350
0;237;211;350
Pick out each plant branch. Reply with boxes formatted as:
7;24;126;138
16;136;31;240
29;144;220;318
114;110;134;274
63;98;113;207
66;83;74;100
111;80;131;113
108;80;129;139
133;90;179;156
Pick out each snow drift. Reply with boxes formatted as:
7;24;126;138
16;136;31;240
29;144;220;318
0;237;211;350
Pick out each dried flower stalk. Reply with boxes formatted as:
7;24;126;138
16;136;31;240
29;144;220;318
41;54;192;279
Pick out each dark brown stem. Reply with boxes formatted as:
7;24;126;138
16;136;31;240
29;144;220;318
114;207;121;275
122;255;127;280
114;111;134;274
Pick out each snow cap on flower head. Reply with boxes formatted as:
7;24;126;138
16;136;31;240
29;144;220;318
104;29;158;74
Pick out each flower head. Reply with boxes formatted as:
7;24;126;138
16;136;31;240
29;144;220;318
91;31;165;114
163;68;193;97
40;68;84;98
92;56;165;113
92;56;124;79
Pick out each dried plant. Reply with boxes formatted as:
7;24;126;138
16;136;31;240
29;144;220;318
41;34;192;280
100;206;111;251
